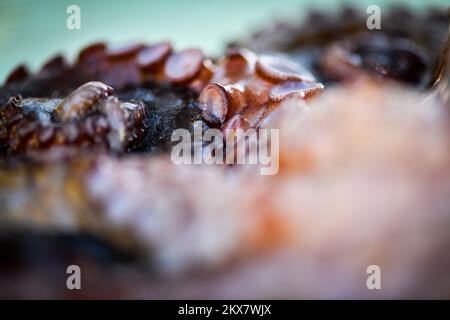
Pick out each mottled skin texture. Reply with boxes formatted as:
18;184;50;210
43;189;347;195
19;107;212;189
1;7;450;299
0;43;319;160
1;81;450;298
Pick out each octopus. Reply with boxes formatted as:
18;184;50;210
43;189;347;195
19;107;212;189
0;5;450;299
199;48;324;131
0;41;323;160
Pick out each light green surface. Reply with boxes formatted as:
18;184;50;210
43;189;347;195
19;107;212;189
0;0;448;82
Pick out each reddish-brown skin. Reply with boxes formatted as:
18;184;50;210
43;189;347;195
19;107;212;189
1;41;324;158
198;48;324;129
29;42;323;129
65;41;212;91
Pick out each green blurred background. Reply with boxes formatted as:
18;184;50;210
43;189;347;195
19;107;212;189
0;0;448;82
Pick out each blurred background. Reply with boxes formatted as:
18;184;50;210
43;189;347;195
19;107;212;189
0;0;448;82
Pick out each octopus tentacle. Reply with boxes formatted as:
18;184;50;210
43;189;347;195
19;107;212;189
0;82;148;158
